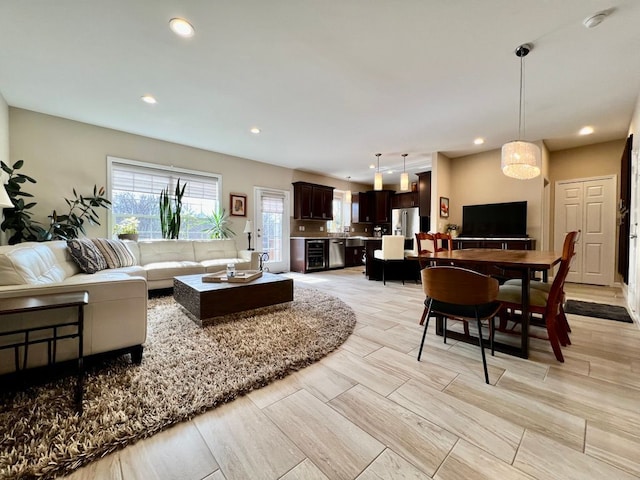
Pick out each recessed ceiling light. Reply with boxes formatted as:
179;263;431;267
579;126;594;135
169;18;195;38
369;164;375;169
387;170;394;174
474;138;485;145
583;11;609;29
250;127;261;134
141;95;157;104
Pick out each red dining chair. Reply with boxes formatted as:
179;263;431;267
497;231;579;361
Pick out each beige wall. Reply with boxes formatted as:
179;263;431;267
549;139;624;184
9;108;329;239
0;93;8;171
449;148;544;245
432;152;451;233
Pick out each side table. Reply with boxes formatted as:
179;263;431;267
0;291;89;413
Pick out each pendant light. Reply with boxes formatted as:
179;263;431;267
501;43;541;180
345;176;352;203
374;153;383;190
400;153;409;191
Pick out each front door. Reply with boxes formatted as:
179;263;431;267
554;175;616;285
253;187;290;273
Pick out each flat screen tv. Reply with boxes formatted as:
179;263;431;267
461;201;527;238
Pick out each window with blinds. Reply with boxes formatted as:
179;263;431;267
108;157;221;239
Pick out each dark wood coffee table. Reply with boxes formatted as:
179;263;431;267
173;273;294;326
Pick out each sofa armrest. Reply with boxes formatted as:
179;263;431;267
239;250;261;270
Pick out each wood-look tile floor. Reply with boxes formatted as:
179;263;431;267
64;268;640;480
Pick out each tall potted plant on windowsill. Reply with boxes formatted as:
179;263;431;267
159;179;186;239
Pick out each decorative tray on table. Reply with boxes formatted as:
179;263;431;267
202;270;263;283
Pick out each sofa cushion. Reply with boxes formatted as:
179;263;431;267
67;239;108;274
44;241;82;278
144;261;204;281
193;239;239;262
138;240;195;265
91;238;137;269
0;243;67;285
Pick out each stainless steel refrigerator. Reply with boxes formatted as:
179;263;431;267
391;207;420;240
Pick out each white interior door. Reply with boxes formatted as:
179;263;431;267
629;150;639;315
253;187;290;273
554;175;616;286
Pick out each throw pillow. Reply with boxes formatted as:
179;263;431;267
67;238;108;274
91;238;137;269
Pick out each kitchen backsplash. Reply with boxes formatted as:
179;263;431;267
290;218;371;237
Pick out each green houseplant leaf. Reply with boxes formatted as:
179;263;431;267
204;208;235;239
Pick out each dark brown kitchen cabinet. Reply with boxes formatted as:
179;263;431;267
417;171;431;217
352;190;393;224
292;182;334;220
345;246;365;267
391;191;419;209
372;190;393;223
352;192;373;223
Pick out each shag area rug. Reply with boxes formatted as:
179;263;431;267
0;287;356;480
565;300;633;323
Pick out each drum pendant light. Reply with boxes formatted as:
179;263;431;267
374;153;383;190
501;44;541;180
400;153;409;191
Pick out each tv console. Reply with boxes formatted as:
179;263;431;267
453;237;535;251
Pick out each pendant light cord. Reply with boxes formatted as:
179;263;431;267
519;53;525;140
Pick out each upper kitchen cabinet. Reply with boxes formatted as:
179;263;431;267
292;181;334;220
391;191;419;209
417;171;432;217
352;192;373;223
352;190;394;224
371;190;393;223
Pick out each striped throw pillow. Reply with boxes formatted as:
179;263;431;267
67;238;108;274
91;238;137;269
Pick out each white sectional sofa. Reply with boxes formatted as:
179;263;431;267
0;238;259;374
128;239;259;290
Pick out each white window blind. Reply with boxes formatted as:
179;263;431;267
260;191;285;263
108;157;221;239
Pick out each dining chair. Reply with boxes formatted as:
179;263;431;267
496;231;579;362
501;230;579;341
373;235;406;285
415;232;452;256
418;266;501;384
416;232;457;327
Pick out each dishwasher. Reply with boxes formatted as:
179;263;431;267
329;239;346;269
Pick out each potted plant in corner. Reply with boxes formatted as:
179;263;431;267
114;216;139;241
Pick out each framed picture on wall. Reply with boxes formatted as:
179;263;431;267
230;194;247;216
440;197;449;218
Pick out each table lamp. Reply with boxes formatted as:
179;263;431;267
244;220;253;250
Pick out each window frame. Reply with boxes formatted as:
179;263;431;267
107;156;222;239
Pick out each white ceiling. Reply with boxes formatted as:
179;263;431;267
1;0;639;185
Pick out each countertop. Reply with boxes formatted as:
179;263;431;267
289;236;374;240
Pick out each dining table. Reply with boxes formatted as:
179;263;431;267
412;248;562;358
